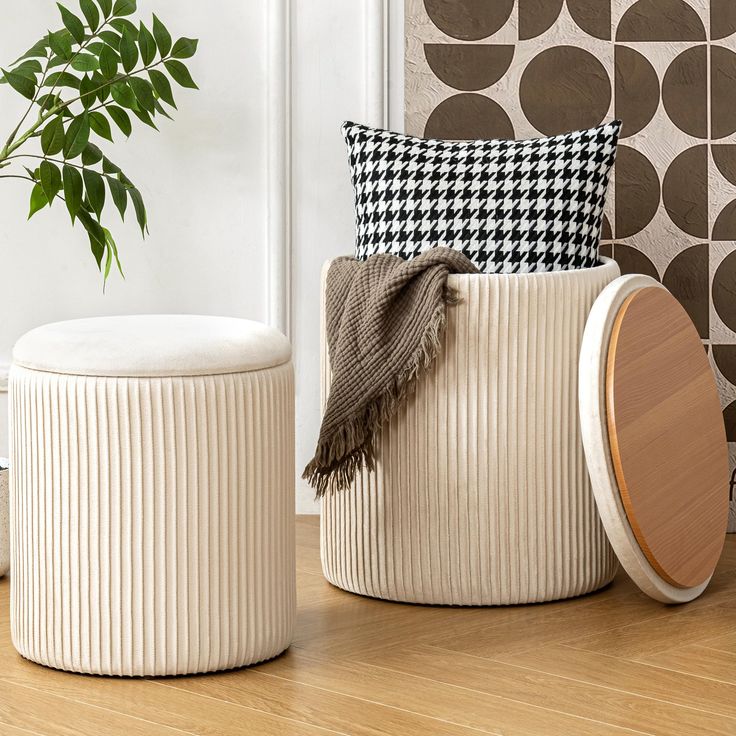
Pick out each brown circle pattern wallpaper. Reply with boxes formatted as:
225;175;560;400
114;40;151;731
405;0;736;528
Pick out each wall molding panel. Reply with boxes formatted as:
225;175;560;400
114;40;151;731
266;0;292;339
364;0;389;128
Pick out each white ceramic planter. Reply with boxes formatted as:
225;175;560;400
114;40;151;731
321;258;621;605
0;459;8;577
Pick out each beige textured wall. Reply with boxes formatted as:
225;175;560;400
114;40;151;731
405;0;736;528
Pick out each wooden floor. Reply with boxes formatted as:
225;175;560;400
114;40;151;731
3;517;736;735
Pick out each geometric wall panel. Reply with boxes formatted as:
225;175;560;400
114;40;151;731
405;0;736;530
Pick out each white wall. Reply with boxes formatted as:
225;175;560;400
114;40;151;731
292;0;404;512
0;0;403;513
0;0;270;446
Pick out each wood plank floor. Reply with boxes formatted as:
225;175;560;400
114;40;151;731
2;516;736;735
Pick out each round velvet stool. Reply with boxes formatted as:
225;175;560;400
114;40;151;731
9;315;295;676
319;259;730;607
320;259;621;606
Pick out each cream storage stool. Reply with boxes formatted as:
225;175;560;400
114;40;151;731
9;315;295;676
320;258;731;606
320;259;620;605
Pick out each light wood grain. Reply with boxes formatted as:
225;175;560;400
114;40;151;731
1;517;736;735
637;644;736;685
606;286;729;588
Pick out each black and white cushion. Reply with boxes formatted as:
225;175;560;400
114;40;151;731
342;120;621;273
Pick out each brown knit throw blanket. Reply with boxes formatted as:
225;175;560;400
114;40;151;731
303;247;479;496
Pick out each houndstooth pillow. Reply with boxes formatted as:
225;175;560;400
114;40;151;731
342;120;621;274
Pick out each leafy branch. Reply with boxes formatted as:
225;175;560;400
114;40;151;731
0;0;198;283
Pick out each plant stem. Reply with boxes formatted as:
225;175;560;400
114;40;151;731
0;19;138;165
0;110;53;161
0;55;174;167
58;56;171;111
0;174;35;182
3;53;52;150
46;21;110;104
6;153;126;185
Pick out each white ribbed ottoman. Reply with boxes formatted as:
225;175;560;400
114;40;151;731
9;315;295;676
321;258;621;605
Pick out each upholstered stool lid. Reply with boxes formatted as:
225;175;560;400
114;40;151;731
13;315;291;377
579;275;729;603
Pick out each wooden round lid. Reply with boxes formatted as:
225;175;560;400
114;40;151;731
579;275;730;603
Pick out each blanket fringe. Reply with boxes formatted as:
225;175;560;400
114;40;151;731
303;292;456;497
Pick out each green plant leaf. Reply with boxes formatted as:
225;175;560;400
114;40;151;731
151;14;171;57
14;38;49;63
63;114;90;158
90;70;109;102
103;237;113;280
132;107;157;130
153;98;172;120
48;29;73;60
81;142;103;165
97;0;112;18
129;186;147;235
44;71;80;89
89;110;113;140
164;59;197;89
57;3;85;44
35;92;60;111
112;0;136;16
86;41;105;55
99;29;121;50
79;0;100;31
77;208;106;268
111;18;137;38
77;73;95;109
148;68;175;107
41;116;66;155
129;76;154;112
71;53;99;72
47;57;67;72
119;25;138;73
83;168;105;215
106;104;131;136
1;67;35;99
171;37;198;59
98;43;118;78
102;156;121;173
104;227;124;278
107;175;127;219
138;22;156;66
28;183;49;219
12;59;43;76
110;80;136;109
2;66;35;86
62;164;83;219
39;160;63;205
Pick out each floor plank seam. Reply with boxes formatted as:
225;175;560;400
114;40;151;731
483;656;736;722
0;677;198;735
424;598;726;657
150;678;351;736
627;654;736;688
0;722;47;736
515;601;736;654
341;654;655;736
249;669;504;736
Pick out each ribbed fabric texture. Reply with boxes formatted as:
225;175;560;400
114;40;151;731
10;363;295;675
321;262;620;605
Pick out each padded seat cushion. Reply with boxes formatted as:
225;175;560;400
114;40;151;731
13;315;291;377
